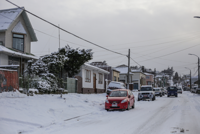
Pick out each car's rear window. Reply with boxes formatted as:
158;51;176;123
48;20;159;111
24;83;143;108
167;87;177;90
109;91;127;97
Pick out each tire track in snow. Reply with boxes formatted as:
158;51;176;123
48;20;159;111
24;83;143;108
132;97;177;134
0;117;42;127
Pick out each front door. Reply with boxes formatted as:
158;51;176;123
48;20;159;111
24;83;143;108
93;73;96;93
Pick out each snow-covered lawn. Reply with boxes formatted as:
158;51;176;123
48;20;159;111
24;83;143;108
1;91;200;134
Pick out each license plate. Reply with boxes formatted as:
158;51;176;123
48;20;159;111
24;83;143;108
171;93;174;95
112;103;118;107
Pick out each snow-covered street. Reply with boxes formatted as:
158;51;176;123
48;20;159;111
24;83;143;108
1;91;200;134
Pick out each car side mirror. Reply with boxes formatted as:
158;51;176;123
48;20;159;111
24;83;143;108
128;95;131;98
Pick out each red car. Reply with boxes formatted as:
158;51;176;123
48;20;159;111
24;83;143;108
105;89;135;111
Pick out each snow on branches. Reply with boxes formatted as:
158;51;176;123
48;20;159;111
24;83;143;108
25;45;93;92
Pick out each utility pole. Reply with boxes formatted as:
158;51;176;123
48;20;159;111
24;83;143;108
190;70;192;90
58;24;60;50
189;53;200;88
185;67;191;90
127;49;130;89
198;57;200;88
154;68;156;87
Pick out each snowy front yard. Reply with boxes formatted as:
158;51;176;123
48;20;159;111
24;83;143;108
1;91;200;134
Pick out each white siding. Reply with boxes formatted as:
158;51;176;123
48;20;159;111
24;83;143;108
82;68;93;88
96;72;104;89
82;68;105;90
0;53;8;65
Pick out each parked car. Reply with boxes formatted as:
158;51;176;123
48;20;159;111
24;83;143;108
106;81;126;95
138;85;156;101
105;89;135;111
167;86;178;97
154;88;162;97
191;86;198;93
177;87;182;94
196;88;200;94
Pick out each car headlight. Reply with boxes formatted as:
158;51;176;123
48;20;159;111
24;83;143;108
121;99;127;103
105;99;109;103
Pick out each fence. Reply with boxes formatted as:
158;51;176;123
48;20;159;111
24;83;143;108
0;69;19;93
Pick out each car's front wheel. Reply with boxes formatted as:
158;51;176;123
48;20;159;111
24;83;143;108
152;96;155;101
127;103;131;110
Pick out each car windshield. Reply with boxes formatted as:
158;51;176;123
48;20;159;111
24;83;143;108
141;87;152;91
154;88;160;91
109;91;127;97
167;87;177;90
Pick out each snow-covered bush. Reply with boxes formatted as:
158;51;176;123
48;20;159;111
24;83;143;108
25;45;93;92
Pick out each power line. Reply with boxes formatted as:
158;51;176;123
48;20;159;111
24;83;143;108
133;37;200;59
6;0;126;56
130;57;141;66
138;44;200;62
131;52;193;64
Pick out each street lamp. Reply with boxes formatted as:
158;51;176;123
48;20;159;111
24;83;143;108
185;67;191;90
188;53;200;88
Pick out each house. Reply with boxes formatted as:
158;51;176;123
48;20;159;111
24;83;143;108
144;73;154;85
161;67;174;78
155;74;169;87
0;7;38;76
90;61;120;82
115;65;133;84
75;63;109;94
131;68;146;90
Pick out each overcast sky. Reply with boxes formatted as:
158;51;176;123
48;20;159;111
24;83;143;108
1;0;200;76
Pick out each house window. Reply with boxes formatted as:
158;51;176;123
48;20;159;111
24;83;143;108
114;76;117;81
147;81;151;85
85;70;91;82
8;56;20;65
99;73;103;84
146;76;150;79
0;41;3;46
13;34;24;52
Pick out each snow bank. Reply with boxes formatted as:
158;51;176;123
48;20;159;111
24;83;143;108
0;90;26;98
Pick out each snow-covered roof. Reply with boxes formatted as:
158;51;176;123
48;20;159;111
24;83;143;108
144;73;154;76
0;68;17;71
141;85;152;87
0;8;22;31
156;75;163;78
83;63;109;74
114;67;133;74
0;45;38;59
0;7;37;41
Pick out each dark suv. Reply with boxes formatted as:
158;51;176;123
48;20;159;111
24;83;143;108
167;86;178;97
